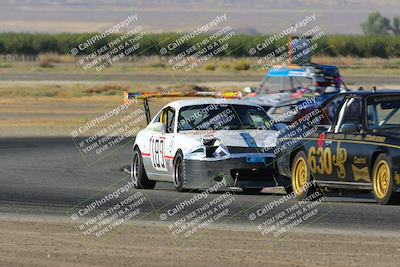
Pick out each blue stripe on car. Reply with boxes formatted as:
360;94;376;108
240;132;257;148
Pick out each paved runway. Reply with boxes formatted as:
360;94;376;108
1;137;399;234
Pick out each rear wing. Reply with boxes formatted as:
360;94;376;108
123;91;242;124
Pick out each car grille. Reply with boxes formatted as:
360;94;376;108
227;146;271;154
230;168;274;181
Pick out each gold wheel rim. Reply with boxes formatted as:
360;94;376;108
292;157;308;196
373;160;391;199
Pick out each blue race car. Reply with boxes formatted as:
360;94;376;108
244;64;348;124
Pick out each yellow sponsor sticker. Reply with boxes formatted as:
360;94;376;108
352;165;371;182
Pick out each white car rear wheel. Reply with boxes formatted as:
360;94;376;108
131;147;156;189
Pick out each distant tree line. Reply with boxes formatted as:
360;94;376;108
361;12;400;36
0;32;399;58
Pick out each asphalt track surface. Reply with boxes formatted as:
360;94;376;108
1;137;399;234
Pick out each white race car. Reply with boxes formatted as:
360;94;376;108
130;96;281;193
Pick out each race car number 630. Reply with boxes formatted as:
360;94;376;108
308;146;333;175
150;137;167;171
308;143;347;178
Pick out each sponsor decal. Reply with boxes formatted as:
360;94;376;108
351;165;371;182
317;132;325;148
345;134;362;141
364;135;386;143
353;156;367;165
374;96;400;102
246;156;266;163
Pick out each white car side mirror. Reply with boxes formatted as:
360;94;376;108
149;122;166;133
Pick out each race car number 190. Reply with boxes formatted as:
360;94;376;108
150;137;167;171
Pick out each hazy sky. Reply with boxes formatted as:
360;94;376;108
0;0;399;34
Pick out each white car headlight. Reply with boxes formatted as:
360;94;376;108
185;146;206;160
213;143;229;158
191;147;205;154
203;138;230;158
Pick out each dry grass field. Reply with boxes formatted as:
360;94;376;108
0;83;208;137
1;55;399;137
1;55;400;76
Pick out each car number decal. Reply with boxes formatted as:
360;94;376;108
308;142;347;178
150;137;167;171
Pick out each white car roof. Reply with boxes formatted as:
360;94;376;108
163;98;261;110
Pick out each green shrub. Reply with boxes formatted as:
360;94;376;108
204;64;216;71
0;32;399;58
233;61;251;71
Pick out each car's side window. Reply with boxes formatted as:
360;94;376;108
154;107;175;133
159;107;175;133
367;104;378;128
166;108;175;133
334;97;363;133
319;95;346;126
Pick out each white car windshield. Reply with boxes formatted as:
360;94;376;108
177;104;275;131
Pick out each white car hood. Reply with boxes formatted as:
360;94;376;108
181;129;277;148
244;92;291;107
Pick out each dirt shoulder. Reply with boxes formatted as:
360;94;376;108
2;82;400;138
0;218;399;267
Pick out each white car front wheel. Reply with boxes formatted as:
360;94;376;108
173;151;186;192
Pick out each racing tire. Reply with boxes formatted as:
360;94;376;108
372;154;400;205
173;151;186;192
283;184;293;194
291;151;320;201
131;147;156;189
276;174;293;194
242;188;263;195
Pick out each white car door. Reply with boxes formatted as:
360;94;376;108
146;107;176;181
